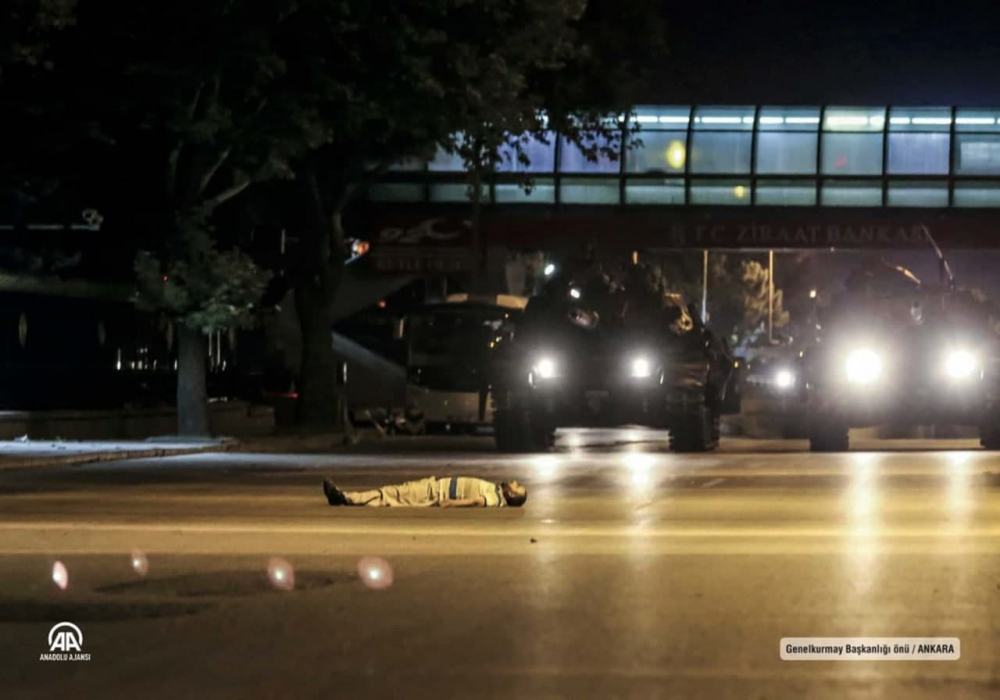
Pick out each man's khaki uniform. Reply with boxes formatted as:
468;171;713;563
343;476;505;507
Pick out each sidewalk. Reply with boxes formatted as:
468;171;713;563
0;431;359;470
0;437;238;470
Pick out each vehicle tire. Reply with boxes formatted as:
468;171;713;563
494;408;549;452
808;420;849;452
669;406;720;453
980;423;1000;450
493;409;517;452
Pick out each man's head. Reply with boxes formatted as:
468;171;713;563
501;480;527;507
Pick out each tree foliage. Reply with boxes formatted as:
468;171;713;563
2;0;75;75
134;229;270;335
651;253;791;346
1;0;669;430
257;0;666;425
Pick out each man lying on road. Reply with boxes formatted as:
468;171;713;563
323;476;527;508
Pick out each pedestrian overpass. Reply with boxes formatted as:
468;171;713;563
359;105;1000;269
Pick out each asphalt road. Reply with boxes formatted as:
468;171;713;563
2;429;1000;699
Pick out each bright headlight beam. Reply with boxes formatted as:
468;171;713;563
569;287;581;299
536;358;557;379
774;369;795;389
945;349;977;380
845;348;882;385
631;357;652;378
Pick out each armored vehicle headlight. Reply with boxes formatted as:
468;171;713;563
631;357;652;378
774;368;796;390
944;349;978;380
536;357;558;379
845;347;882;385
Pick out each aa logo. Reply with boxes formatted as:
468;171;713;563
48;622;83;652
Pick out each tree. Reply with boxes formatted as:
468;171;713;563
134;226;271;435
704;255;789;347
2;1;75;77
265;0;666;427
7;1;303;435
2;0;667;432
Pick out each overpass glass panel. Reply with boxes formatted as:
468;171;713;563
430;183;477;202
756;180;817;206
633;105;692;127
429;144;466;172
364;105;1000;211
823;107;886;132
627;131;687;173
690;132;752;174
821;133;883;175
692;106;755;130
887;107;952;132
625;179;685;205
756;132;818;174
559;135;619;173
821;180;882;206
560;177;620;204
690;180;751;205
954;109;1000;132
954;133;1000;174
494;180;556;203
954;181;1000;207
757;107;821;131
495;133;556;173
887;133;949;174
887;181;949;207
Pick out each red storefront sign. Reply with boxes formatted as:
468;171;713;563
368;215;476;272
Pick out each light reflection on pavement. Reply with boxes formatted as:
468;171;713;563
1;429;999;698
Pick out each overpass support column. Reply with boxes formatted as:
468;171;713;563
768;249;774;343
701;250;708;323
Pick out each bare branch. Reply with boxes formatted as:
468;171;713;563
208;74;221;115
166;82;205;202
165;144;181;201
204;179;250;210
187;82;204;121
198;147;231;197
302;168;333;262
335;158;394;214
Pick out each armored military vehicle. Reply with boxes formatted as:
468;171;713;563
802;258;1000;451
489;259;739;452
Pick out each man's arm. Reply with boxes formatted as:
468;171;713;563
440;497;486;508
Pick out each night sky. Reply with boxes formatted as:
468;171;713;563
655;0;1000;105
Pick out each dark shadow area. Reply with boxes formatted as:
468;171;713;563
96;570;351;598
0;599;211;622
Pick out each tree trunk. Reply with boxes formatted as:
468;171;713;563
294;277;341;427
291;166;346;428
176;324;210;437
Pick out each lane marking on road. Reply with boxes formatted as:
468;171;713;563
4;520;1000;539
701;478;726;489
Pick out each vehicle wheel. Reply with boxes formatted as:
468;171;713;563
494;408;549;452
670;406;720;453
493;409;517;451
980;423;1000;450
808;419;849;452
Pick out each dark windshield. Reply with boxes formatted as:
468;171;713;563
407;307;509;389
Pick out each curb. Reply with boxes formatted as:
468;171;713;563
226;432;351;454
0;431;364;470
0;443;235;471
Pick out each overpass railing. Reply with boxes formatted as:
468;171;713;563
366;105;1000;210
